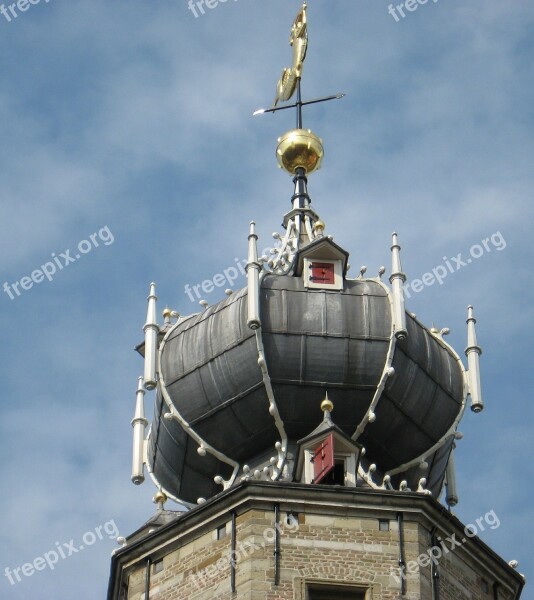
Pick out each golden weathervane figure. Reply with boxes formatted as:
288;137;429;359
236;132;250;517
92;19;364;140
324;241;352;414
274;2;308;108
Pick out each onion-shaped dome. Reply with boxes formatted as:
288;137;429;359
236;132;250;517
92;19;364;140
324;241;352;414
148;270;465;505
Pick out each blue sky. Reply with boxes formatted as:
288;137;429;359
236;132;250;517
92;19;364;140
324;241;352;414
0;0;532;597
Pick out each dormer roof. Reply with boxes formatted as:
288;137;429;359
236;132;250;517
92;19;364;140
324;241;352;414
294;235;349;277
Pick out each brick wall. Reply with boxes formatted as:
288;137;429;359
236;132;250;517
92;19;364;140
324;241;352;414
116;489;520;600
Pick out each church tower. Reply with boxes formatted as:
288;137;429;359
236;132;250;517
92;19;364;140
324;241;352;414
107;4;525;599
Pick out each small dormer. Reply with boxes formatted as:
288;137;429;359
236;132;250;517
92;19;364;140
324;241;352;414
294;236;349;291
294;396;362;487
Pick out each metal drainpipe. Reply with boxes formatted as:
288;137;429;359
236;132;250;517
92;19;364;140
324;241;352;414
118;566;126;600
430;528;440;600
397;512;407;596
120;572;128;600
144;558;151;600
231;511;237;594
513;577;525;600
274;503;281;586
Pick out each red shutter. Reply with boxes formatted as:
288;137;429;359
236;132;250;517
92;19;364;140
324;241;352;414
310;262;335;285
312;433;335;483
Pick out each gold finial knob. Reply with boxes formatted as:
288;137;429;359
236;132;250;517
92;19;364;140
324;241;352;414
153;490;167;505
321;394;333;413
162;307;172;319
314;219;325;234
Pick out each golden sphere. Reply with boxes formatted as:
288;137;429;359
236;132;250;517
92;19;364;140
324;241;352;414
320;398;334;413
153;490;167;505
162;307;172;319
276;129;324;174
314;219;326;233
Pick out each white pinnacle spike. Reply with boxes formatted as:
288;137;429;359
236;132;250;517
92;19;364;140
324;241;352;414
143;283;159;390
246;222;261;330
389;233;407;340
445;447;459;507
466;305;483;412
131;376;148;485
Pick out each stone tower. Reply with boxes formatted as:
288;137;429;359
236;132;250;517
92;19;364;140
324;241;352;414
107;4;525;599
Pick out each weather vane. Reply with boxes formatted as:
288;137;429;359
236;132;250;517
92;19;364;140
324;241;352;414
254;2;345;176
273;1;309;110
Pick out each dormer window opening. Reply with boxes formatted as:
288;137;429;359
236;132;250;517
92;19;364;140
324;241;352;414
303;257;343;290
309;262;335;285
296;397;362;487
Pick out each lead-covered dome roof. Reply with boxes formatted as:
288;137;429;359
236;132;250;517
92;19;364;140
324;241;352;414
148;262;466;505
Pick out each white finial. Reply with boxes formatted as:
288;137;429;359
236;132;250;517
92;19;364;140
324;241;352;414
246;221;261;330
466;305;483;413
131;376;148;485
445;448;459;507
389;233;407;340
143;283;159;390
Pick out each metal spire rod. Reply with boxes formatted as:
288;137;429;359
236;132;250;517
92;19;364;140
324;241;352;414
296;77;303;129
